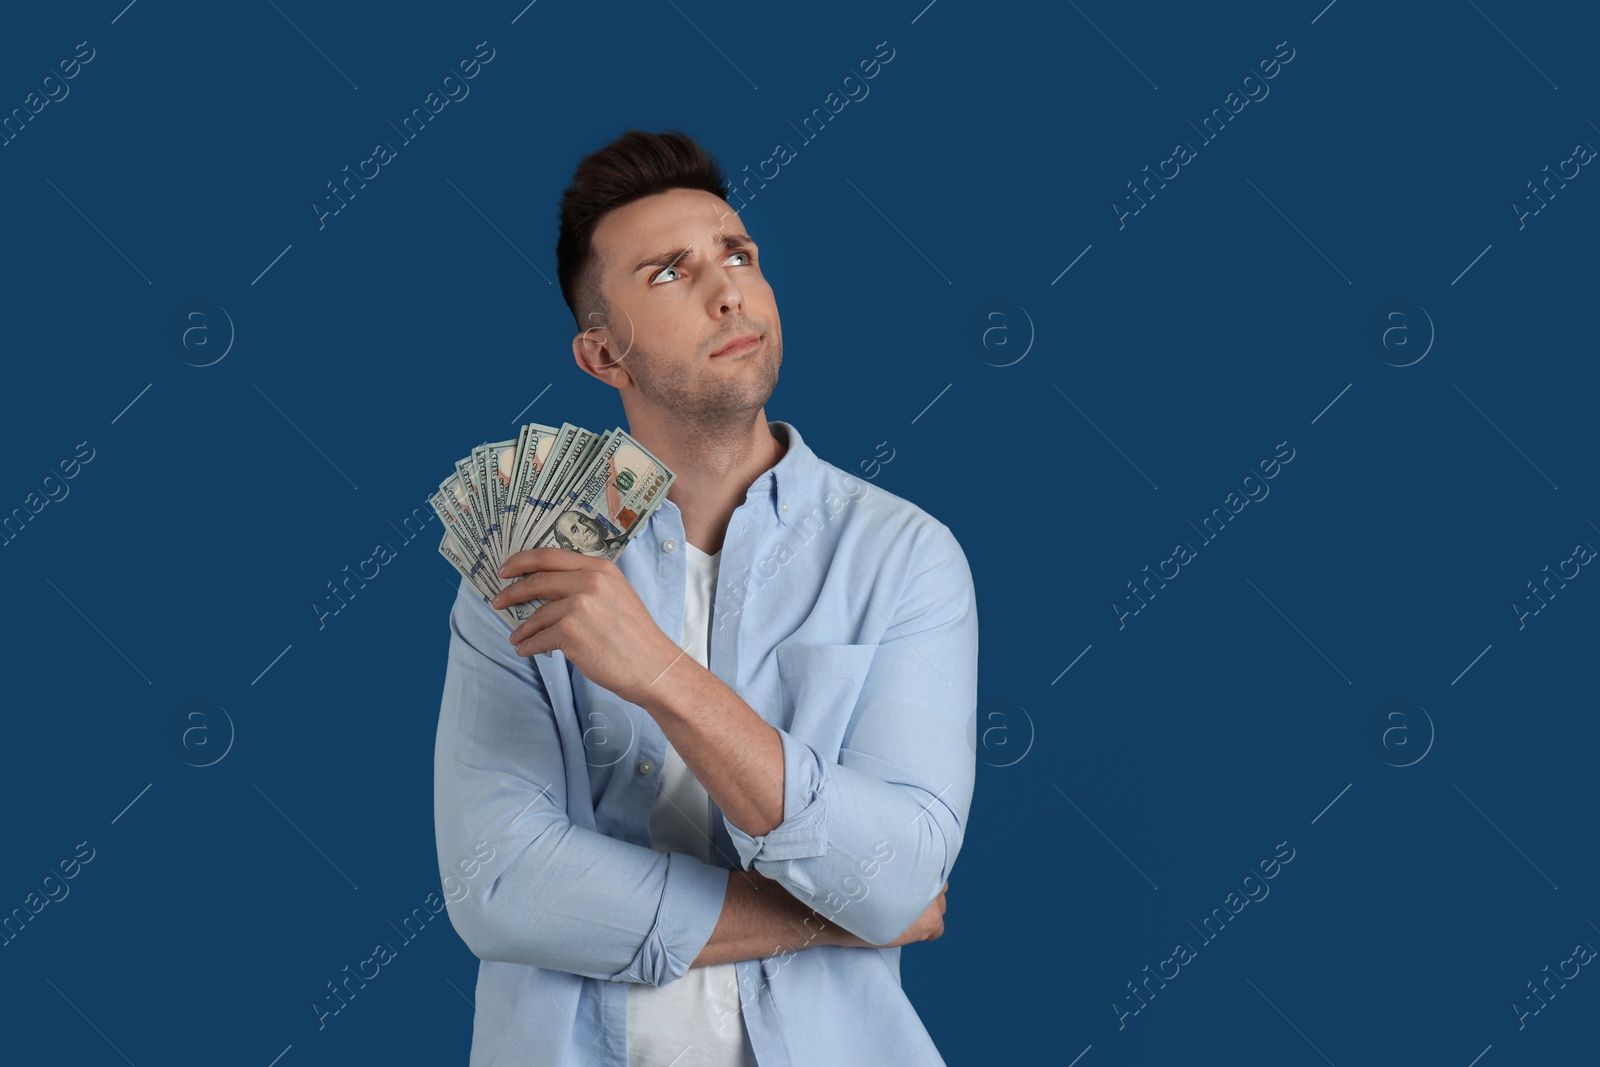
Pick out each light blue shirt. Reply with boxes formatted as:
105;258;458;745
433;421;979;1066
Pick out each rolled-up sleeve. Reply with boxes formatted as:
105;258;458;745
722;522;979;947
435;577;730;986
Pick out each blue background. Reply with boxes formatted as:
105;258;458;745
2;1;1596;1064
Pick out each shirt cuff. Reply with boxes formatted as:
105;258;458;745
618;850;729;986
724;727;831;869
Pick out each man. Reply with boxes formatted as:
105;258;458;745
434;129;978;1067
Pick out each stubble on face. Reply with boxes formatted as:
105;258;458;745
625;320;783;434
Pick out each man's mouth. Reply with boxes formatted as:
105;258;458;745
710;333;760;358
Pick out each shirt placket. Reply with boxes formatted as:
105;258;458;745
714;475;798;1067
601;502;690;1062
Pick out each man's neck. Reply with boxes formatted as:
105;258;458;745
625;410;786;554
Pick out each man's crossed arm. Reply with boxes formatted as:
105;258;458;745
437;574;950;988
693;866;946;969
490;521;978;950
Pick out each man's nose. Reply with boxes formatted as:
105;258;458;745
712;276;745;315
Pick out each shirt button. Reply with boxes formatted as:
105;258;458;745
780;501;789;513
662;540;677;553
636;759;655;775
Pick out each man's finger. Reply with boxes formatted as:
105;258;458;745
514;618;566;659
491;569;593;610
509;596;578;646
498;545;605;579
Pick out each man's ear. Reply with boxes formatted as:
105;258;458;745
572;324;631;388
571;308;636;388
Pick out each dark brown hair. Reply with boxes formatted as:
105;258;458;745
555;129;731;330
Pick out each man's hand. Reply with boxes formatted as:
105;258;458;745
491;547;683;704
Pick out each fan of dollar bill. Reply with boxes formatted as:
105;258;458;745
432;422;677;629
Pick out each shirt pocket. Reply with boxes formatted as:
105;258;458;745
774;642;877;763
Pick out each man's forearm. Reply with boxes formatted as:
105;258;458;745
691;868;844;967
642;662;785;838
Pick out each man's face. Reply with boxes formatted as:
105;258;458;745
582;188;781;429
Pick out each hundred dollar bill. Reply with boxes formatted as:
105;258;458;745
521;422;585;547
531;423;578;497
470;442;508;552
536;430;607;539
438;523;495;599
485;436;519;556
457;450;492;549
508;424;600;557
438;530;519;628
500;422;560;559
518;430;611;549
495;422;529;556
432;474;488;557
503;429;675;623
536;425;592;504
470;443;491;524
506;422;576;556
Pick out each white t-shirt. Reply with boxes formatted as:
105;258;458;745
627;541;760;1067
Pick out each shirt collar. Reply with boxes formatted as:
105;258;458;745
746;420;814;527
645;420;821;531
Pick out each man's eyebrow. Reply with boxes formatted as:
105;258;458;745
632;233;756;275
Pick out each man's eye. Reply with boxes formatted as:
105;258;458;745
650;251;753;286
